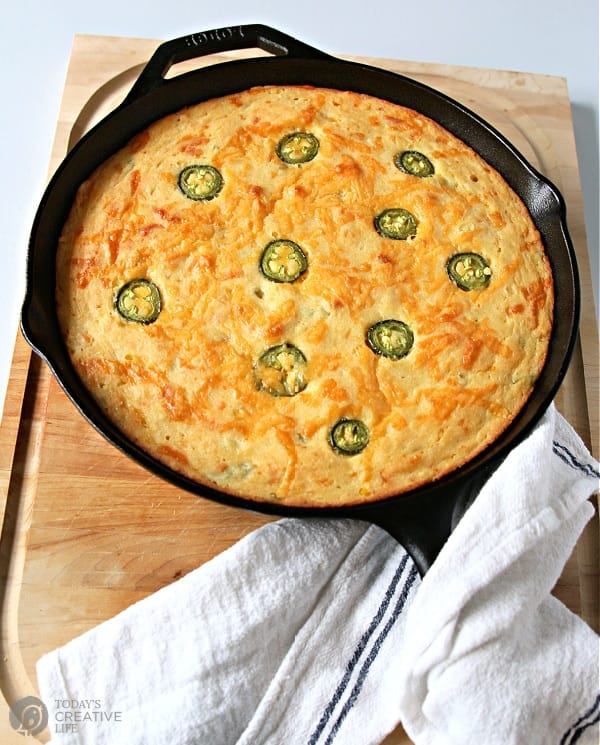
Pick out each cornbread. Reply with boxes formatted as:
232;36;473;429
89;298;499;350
56;85;554;506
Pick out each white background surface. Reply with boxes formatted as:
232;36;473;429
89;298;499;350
1;0;598;418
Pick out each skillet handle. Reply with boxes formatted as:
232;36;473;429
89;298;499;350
123;24;332;104
362;462;499;577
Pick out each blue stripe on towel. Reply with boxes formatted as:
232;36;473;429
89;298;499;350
552;441;600;479
308;553;418;745
560;692;600;745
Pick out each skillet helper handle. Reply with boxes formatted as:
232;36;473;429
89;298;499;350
124;24;332;104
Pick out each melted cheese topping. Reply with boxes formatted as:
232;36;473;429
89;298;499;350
56;85;554;506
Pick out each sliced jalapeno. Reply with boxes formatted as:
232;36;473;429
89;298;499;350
276;132;319;164
254;343;308;397
366;319;414;359
374;208;418;240
329;418;370;456
447;252;492;291
260;240;308;283
394;150;434;177
116;279;162;324
178;164;223;200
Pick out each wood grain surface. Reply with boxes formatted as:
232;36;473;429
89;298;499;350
0;34;598;745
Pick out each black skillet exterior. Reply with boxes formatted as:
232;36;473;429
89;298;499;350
21;25;580;575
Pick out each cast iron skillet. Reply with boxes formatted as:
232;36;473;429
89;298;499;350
21;24;580;576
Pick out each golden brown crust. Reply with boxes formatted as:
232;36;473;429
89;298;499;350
56;85;554;507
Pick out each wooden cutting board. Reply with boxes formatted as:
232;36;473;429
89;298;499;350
0;34;598;745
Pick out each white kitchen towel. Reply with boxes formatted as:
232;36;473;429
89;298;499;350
35;404;599;745
396;404;600;745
